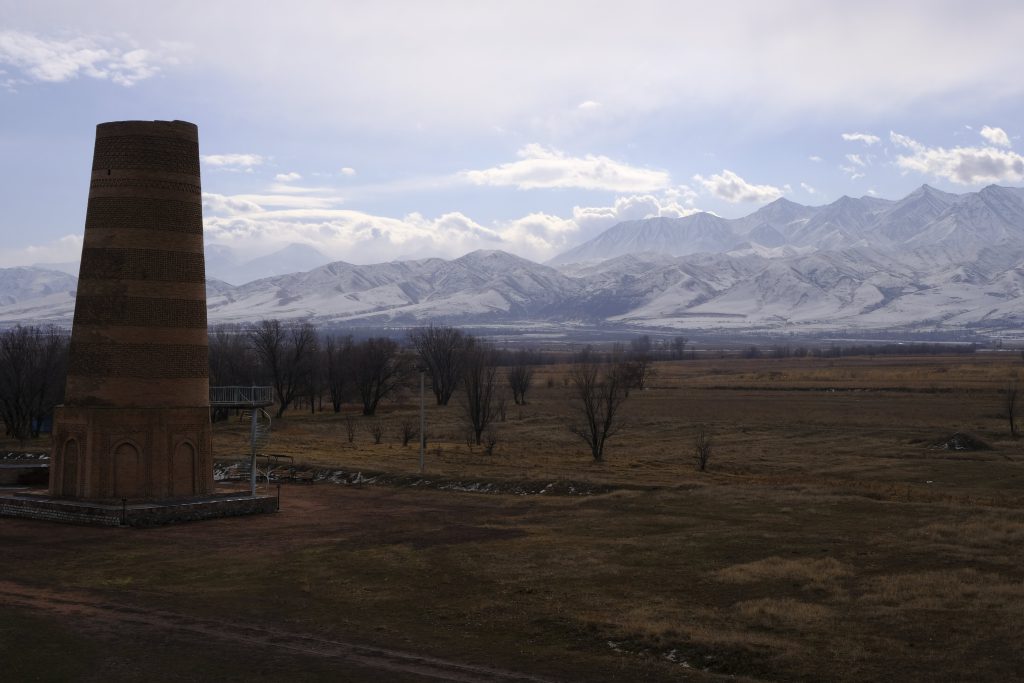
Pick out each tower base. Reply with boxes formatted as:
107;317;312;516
49;406;213;500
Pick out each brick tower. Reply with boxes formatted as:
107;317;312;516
49;120;212;500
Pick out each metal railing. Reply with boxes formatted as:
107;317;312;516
209;386;275;407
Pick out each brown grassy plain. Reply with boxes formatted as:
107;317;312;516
3;353;1024;681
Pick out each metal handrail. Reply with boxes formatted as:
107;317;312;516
209;386;275;407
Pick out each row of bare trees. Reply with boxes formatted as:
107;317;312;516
0;318;641;459
0;326;68;443
407;325;531;446
209;322;534;441
211;321;410;418
0;318;663;462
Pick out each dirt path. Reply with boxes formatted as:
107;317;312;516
0;580;558;683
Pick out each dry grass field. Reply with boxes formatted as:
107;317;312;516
3;353;1024;681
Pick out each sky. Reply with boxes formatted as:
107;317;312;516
2;0;1024;268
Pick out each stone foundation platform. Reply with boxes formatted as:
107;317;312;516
0;490;277;527
0;463;49;486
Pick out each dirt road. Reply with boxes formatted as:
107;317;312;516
0;580;557;683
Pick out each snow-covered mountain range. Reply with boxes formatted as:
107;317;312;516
551;184;1024;263
205;242;333;285
6;185;1024;335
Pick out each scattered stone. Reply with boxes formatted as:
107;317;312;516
929;432;992;451
214;460;621;496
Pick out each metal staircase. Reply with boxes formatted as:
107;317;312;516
240;407;273;453
209;386;275;496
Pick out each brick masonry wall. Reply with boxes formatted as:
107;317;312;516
52;120;213;501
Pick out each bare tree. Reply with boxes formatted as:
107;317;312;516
670;335;689;360
568;358;629;461
250;319;318;418
208;323;259;422
409;324;475;406
482;428;497;456
344;415;356;443
694;424;713;471
624;336;655;393
0;325;68;442
462;345;498;445
350;337;407;416
208;323;258;386
1005;379;1019;437
399;420;419;447
305;337;324;414
507;347;535;405
369;421;384;444
324;333;353;413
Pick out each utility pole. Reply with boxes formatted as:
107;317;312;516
419;368;425;473
250;389;258;496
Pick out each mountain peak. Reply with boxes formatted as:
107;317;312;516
980;183;1015;197
459;248;521;262
274;242;330;258
907;183;956;200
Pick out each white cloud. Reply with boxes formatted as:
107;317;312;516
0;234;83;268
577;100;601;110
204;206;511;264
840;166;865;180
890;131;1024;185
571;190;700;235
800;182;817;195
4;5;1024;130
221;193;342;210
839;152;872;180
808;155;823;163
692;170;783;203
464;144;670;192
839;153;870;180
202;193;263;214
340;167;357;176
980;125;1011;148
201;153;266;170
0;29;179;87
200;185;701;263
274;171;302;182
841;132;881;145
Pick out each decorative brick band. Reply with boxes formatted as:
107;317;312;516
74;280;207;300
68;342;208;379
73;296;207;329
89;178;201;195
92;135;201;176
85;197;203;235
79;248;205;283
96;120;198;142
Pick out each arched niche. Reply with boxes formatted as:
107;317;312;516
61;438;80;497
111;440;141;498
171;440;196;497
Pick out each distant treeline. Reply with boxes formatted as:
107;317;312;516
0;319;995;445
748;343;978;359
